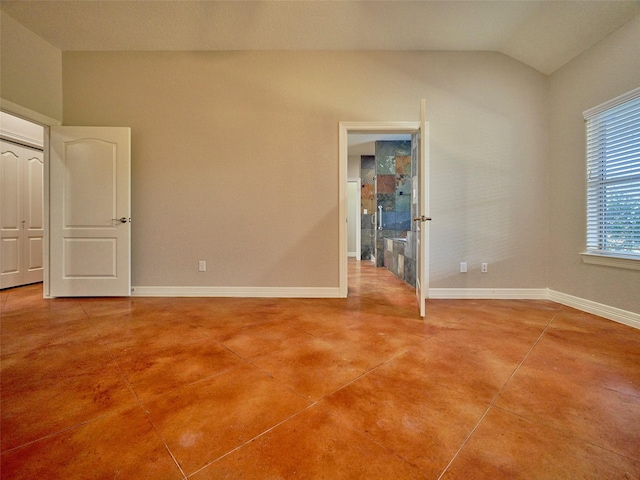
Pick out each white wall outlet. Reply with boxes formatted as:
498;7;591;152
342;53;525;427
481;262;488;273
460;262;467;273
198;260;206;272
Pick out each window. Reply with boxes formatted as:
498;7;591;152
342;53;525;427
582;87;640;270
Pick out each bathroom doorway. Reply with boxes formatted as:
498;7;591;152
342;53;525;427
338;121;420;298
347;134;412;266
340;104;431;318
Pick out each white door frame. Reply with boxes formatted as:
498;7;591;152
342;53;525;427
339;121;420;297
1;98;61;297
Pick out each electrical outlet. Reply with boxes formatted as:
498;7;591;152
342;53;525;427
460;262;467;273
481;262;488;273
198;260;206;272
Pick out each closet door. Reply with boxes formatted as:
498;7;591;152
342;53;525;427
22;149;44;284
0;141;22;288
0;141;44;289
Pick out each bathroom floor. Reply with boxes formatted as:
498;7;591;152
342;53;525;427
1;260;639;479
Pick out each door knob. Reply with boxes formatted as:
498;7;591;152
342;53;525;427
113;217;128;223
413;215;432;222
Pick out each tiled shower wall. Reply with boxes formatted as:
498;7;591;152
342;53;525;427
359;141;417;287
360;156;376;261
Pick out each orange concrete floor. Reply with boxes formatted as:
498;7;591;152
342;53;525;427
1;260;639;479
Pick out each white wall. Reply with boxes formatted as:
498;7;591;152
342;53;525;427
548;15;640;314
347;155;361;178
347;181;359;257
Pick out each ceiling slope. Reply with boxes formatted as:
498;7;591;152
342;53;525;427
1;0;639;75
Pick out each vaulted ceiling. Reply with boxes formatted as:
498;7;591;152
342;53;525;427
2;0;639;75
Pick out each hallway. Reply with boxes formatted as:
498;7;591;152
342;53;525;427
1;260;639;478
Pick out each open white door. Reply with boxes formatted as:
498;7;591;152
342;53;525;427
49;127;131;297
414;99;431;317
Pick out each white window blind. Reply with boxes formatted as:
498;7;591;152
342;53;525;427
584;88;640;259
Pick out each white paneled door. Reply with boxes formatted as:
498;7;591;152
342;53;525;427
49;127;131;297
0;141;44;289
414;99;431;317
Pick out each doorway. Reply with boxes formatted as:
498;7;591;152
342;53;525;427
1;100;60;297
0;112;46;289
339;122;420;298
348;134;415;270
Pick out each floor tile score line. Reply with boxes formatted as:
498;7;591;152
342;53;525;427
435;312;558;480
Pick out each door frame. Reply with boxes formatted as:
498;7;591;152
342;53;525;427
339;121;420;297
1;98;61;297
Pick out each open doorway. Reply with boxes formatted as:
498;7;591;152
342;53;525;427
1;100;61;297
0;111;45;290
347;133;412;268
338;122;420;298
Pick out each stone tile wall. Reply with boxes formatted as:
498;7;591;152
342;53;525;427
374;141;412;265
359;141;417;288
360;156;376;261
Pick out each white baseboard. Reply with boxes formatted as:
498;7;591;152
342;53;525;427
428;287;638;330
428;288;549;300
131;285;638;330
131;286;341;298
548;289;640;330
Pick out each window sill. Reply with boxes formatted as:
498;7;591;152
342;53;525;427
580;252;640;271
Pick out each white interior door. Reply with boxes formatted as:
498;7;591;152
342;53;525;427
414;99;431;317
49;126;131;297
22;148;44;285
1;141;44;289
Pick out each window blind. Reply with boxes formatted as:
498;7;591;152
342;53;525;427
584;88;640;257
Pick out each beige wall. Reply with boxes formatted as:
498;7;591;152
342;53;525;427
548;15;640;314
62;50;550;290
0;12;62;122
